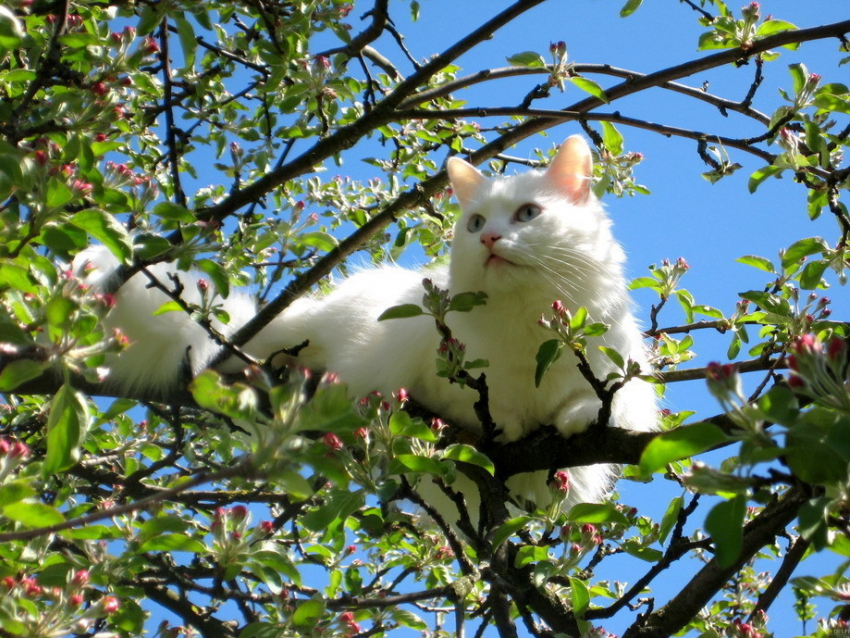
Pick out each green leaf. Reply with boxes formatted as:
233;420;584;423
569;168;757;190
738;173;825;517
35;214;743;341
629;276;662;291
786;420;848;486
389;411;437;442
46;178;73;209
514;544;550;567
799;260;828;290
535;339;563;387
197;259;230;298
747;165;783;193
448;291;487;313
70;210;133;265
789;62;808;95
619;0;643;17
153;300;184;316
570;76;609;103
138;534;206;553
797;496;831;550
174;16;197;68
568;502;629;526
0;481;35;508
638;422;727;478
277;470;313;502
0;359;45;391
392;609;428;631
394;454;446;476
300;231;339;252
658;494;684;544
153;201;195;223
301;490;363;532
43;384;89;477
738;291;790;316
756;385;798;427
704;495;746;568
736;255;776;273
378;304;424;321
506;51;547;68
0;6;24;52
443;444;495;475
133;234;172;260
756;19;797;38
292;599;325;630
782;237;828;268
598;346;624;369
492;516;532;550
569;577;590;616
3;501;65;528
600;121;624;155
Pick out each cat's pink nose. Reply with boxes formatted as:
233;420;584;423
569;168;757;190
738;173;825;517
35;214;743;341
480;231;502;249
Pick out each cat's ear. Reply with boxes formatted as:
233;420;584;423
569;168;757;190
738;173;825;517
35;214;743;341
546;135;593;204
447;157;487;209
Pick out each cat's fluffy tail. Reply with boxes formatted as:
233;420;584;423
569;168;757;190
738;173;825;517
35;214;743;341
73;247;257;397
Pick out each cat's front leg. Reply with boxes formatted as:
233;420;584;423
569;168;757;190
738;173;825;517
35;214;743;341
553;396;603;437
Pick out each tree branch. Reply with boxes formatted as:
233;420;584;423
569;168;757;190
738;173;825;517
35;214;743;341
622;486;809;638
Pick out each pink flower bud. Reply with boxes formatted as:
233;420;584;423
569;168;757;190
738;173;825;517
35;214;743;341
315;55;331;69
792;334;820;356
354;427;369;439
10;441;29;458
323;432;343;451
142;36;160;55
581;523;596;535
197;278;209;291
431;418;447;433
0;438;9;455
552;300;566;314
260;520;274;533
395;388;409;403
787;374;806;389
551;470;570;493
101;596;120;614
2;576;15;590
827;337;845;360
72;569;90;587
33;150;48;166
231;505;248;520
706;362;736;381
69;593;84;607
91;82;108;97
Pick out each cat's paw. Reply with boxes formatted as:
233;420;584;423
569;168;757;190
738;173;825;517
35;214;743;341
554;400;601;437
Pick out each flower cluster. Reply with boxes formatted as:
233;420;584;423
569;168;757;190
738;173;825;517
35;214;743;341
785;333;850;412
2;569;120;638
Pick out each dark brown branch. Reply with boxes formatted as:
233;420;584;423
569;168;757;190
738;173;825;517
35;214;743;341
390;107;778;164
159;20;188;209
400;64;770;123
748;534;811;620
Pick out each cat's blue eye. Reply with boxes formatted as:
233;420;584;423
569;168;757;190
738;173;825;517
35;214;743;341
514;204;542;223
466;214;485;233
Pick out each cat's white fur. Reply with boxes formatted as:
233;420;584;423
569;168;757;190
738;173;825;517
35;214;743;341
75;136;657;521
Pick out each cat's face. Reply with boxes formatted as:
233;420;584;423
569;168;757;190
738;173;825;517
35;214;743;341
447;137;616;304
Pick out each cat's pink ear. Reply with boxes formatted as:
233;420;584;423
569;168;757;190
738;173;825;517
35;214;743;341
447;157;487;209
545;135;593;204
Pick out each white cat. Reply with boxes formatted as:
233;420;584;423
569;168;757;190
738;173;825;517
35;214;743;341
76;135;657;522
